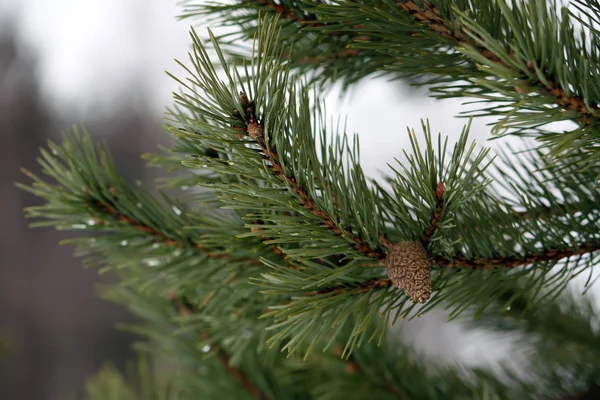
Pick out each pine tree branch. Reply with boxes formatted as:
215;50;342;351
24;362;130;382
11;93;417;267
249;221;288;260
81;168;599;299
236;93;600;292
314;241;600;295
84;185;262;265
514;201;594;221
87;181;599;297
169;292;272;400
239;92;384;260
436;241;600;270
392;0;599;119
421;181;445;248
252;0;318;25
261;0;599;122
332;344;405;399
250;0;354;35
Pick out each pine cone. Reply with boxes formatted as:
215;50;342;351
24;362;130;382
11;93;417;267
384;241;432;303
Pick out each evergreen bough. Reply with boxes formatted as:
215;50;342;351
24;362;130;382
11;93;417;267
19;1;600;399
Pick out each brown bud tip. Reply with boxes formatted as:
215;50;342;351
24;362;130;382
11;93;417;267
435;182;445;201
167;289;177;301
247;121;263;138
344;363;359;374
109;186;118;197
239;92;250;109
250;227;262;233
526;59;535;70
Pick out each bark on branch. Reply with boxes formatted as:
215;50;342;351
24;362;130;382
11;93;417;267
169;292;271;400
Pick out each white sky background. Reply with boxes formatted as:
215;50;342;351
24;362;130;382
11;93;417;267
0;0;500;175
2;0;597;379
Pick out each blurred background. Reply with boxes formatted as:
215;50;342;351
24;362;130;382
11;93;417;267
0;1;534;399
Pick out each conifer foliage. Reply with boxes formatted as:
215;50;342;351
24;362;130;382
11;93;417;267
19;1;600;399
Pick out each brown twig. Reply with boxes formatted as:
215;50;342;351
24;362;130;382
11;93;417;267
332;344;405;398
314;240;600;296
250;222;288;261
253;0;317;24
239;92;385;260
239;92;600;280
260;0;600;122
437;240;600;270
513;201;597;221
397;0;600;119
169;291;271;400
85;187;261;265
252;0;350;33
555;385;600;400
421;181;445;248
308;279;393;297
198;271;238;310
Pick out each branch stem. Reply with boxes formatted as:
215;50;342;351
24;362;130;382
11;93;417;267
169;292;271;400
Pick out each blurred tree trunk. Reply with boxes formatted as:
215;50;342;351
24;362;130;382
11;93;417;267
0;28;162;400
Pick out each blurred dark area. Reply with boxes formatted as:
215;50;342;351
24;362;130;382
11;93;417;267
0;26;166;400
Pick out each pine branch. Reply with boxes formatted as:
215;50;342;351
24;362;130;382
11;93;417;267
169;292;272;400
249;220;288;260
421;181;445;248
394;0;599;120
235;92;600;297
314;241;600;296
237;91;384;260
86;185;247;261
252;0;318;25
332;344;406;399
253;0;598;122
239;91;600;274
212;0;600;174
435;241;600;270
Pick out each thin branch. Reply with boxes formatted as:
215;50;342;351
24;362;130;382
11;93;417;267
514;201;597;220
240;92;600;278
332;345;405;399
437;240;600;270
85;186;261;265
169;292;271;400
258;0;600;121
421;181;445;248
555;385;600;400
250;221;288;261
251;0;349;34
239;92;385;260
314;241;600;296
394;0;600;119
252;0;317;25
308;279;393;296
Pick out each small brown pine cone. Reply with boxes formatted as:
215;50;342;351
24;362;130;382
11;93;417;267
384;241;432;303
